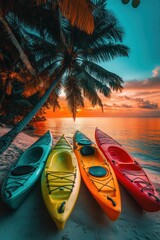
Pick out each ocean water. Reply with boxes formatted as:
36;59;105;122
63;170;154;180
32;117;160;178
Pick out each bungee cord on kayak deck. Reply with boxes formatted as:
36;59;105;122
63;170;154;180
80;156;116;193
121;170;156;192
4;172;34;198
89;175;116;193
46;171;76;194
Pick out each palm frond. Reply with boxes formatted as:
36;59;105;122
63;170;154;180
93;3;124;42
48;91;61;112
64;75;84;119
70;1;125;51
36;57;60;74
84;44;129;62
73;64;103;110
74;63;112;98
34;0;95;34
58;0;95;34
81;60;124;90
22;75;48;97
83;85;103;110
92;79;111;97
91;22;124;45
14;99;33;109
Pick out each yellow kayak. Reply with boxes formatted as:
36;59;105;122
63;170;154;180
41;135;81;230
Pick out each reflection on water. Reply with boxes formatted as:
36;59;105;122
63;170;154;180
32;117;160;167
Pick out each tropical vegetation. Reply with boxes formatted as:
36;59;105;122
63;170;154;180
0;0;130;154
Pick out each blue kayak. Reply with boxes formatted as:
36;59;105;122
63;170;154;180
1;131;53;209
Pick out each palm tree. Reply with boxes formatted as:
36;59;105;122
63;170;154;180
0;70;24;111
0;81;33;124
27;0;129;118
0;79;47;124
0;0;129;154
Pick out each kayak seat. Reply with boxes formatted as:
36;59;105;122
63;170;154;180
11;165;36;176
89;166;107;177
108;146;133;163
80;146;95;156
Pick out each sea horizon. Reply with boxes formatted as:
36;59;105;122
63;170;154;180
31;116;160;169
46;116;160;118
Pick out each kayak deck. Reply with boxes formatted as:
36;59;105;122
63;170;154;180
46;171;75;198
1;131;53;209
73;130;121;221
46;139;76;201
41;135;80;230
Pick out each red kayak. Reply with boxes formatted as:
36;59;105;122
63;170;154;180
95;128;160;212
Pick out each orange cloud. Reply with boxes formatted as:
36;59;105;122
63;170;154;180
46;69;160;118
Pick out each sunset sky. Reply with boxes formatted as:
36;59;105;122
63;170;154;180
47;0;160;118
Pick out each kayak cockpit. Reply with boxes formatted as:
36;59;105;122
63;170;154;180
48;151;75;172
19;146;44;164
108;146;133;164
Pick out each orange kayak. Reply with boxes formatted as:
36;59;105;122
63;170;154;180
73;130;121;221
95;128;160;212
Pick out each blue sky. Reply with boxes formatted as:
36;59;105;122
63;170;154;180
49;0;160;117
101;0;160;81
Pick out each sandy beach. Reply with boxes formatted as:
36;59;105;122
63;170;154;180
0;127;160;240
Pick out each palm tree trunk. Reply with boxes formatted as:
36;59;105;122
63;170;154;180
0;77;10;111
0;67;65;154
0;9;36;76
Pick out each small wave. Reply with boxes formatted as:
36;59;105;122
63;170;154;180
141;164;160;173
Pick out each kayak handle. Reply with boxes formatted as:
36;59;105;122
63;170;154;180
148;193;160;202
58;201;66;213
107;196;116;207
5;190;12;198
